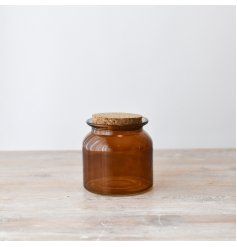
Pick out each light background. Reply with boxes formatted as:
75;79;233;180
0;5;235;150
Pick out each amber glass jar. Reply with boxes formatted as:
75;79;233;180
82;113;153;195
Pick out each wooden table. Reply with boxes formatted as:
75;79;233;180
0;149;235;240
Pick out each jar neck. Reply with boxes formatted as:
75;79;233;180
86;117;148;135
91;127;143;136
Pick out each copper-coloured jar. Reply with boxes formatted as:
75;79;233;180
82;113;153;195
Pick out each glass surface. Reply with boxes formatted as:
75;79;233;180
82;118;153;195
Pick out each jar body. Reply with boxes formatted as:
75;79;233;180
83;127;153;195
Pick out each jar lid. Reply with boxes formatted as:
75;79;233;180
92;112;143;126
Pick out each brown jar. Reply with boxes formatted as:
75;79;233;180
82;113;153;195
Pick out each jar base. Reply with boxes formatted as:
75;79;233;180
84;176;152;195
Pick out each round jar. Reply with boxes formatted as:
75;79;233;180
82;113;153;195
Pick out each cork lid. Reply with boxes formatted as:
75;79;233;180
92;112;143;126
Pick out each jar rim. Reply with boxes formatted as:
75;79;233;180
86;117;148;130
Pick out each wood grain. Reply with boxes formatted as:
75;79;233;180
0;149;235;240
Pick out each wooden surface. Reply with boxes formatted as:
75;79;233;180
0;149;235;240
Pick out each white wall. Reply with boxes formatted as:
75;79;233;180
0;6;235;150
